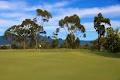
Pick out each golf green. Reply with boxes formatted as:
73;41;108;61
0;49;120;80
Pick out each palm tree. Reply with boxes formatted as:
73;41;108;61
94;13;111;49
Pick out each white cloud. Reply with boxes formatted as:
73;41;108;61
43;5;120;32
82;20;120;32
52;5;120;18
111;21;120;29
25;1;69;11
0;19;6;24
0;0;120;36
0;12;34;21
0;18;21;35
0;1;28;10
0;1;11;9
0;19;19;27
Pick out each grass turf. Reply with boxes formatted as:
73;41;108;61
0;49;120;80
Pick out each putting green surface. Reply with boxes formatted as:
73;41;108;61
0;49;120;80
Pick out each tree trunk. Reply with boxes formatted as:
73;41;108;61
23;40;26;49
23;38;26;49
35;34;38;49
35;37;38;49
98;34;100;50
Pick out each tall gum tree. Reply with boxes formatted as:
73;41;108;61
94;13;111;50
57;14;86;48
4;19;42;49
34;9;52;48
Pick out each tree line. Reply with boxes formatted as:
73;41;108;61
2;9;120;52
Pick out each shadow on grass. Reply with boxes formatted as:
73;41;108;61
89;49;120;58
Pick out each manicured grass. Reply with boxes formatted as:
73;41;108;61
0;49;120;80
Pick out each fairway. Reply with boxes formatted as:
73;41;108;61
0;49;120;80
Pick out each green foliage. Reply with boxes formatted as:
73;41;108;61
36;9;52;22
62;34;80;49
51;39;59;48
92;27;120;53
64;34;75;48
38;38;50;49
101;27;120;52
81;44;89;49
57;14;85;49
94;13;111;36
75;37;80;48
94;13;111;49
58;14;85;34
4;19;42;49
0;45;10;49
91;39;100;50
4;9;52;49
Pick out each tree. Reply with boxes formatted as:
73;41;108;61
4;25;25;48
51;39;59;48
63;34;75;48
75;37;80;48
36;9;52;23
94;13;111;49
58;14;85;34
57;14;85;48
4;19;42;49
101;27;120;52
35;9;52;48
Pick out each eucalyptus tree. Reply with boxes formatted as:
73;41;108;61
35;9;52;48
4;25;25;48
36;9;52;23
21;19;42;48
51;28;59;48
94;13;111;49
35;9;52;32
5;19;42;49
58;15;85;34
57;14;86;48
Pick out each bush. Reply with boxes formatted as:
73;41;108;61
100;27;120;52
11;44;23;49
91;40;99;50
0;45;10;49
62;34;80;49
102;36;120;52
80;44;89;49
51;39;59;48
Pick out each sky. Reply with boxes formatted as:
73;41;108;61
0;0;120;40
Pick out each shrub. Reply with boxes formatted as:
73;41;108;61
0;45;10;49
91;40;99;50
101;27;120;52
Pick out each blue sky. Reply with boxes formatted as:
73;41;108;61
0;0;120;40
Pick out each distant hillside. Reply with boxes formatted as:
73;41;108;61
0;36;11;45
80;40;92;45
0;36;92;46
38;35;92;46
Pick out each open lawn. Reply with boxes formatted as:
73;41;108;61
0;49;120;80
